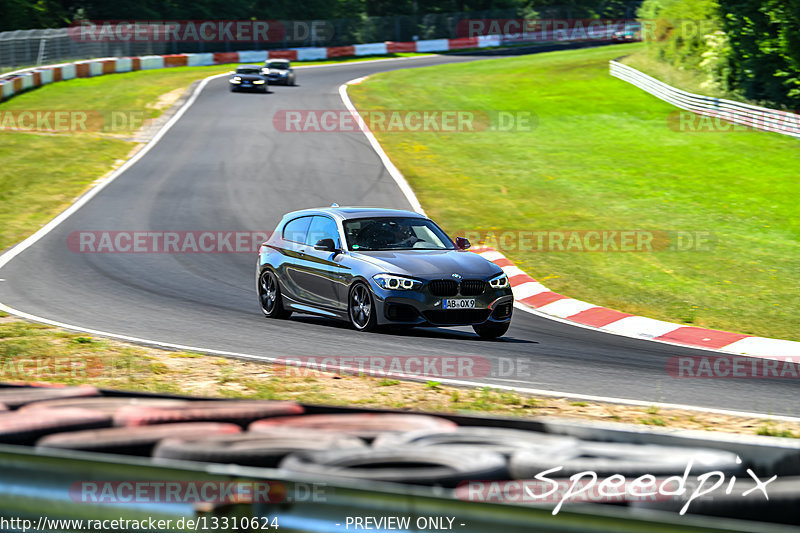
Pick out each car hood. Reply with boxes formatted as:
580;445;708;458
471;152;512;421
233;74;264;81
351;249;502;279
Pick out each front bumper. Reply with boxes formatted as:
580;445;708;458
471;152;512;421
370;281;514;327
230;79;267;90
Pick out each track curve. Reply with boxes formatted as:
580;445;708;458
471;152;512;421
1;53;797;416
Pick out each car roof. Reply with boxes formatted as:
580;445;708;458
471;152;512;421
281;207;427;222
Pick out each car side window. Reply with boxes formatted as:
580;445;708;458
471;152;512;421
306;216;340;248
282;216;312;244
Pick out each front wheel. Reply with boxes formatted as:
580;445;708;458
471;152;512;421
258;270;292;319
348;282;377;332
472;321;509;339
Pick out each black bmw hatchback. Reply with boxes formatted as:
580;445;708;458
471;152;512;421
256;207;513;338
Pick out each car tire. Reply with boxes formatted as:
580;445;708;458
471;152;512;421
472;321;510;339
21;397;190;415
348;282;377;332
373;427;579;458
509;442;743;478
250;413;457;442
258;270;291;319
229;86;236;92
279;446;508;487
153;430;366;467
114;400;304;427
0;408;111;445
37;422;241;456
0;385;100;409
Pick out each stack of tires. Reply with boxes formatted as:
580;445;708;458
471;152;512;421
0;383;797;525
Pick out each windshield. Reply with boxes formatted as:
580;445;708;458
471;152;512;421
267;62;289;70
343;217;455;251
236;67;260;75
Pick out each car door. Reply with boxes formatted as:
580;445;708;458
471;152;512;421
276;215;314;303
302;215;350;312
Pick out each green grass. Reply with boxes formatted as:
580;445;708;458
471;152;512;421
0;65;238;251
349;43;800;341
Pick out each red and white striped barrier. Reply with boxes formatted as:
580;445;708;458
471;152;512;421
472;245;800;357
0;37;496;102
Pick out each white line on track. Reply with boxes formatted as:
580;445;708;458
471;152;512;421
0;61;795;422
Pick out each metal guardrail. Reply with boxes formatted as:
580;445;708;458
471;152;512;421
609;60;800;139
3;444;780;533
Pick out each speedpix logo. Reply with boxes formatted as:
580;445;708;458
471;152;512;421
273;110;536;133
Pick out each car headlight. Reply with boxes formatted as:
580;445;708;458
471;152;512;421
489;273;509;289
230;77;241;84
373;274;422;290
253;80;265;84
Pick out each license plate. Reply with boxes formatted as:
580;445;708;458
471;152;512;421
442;298;476;309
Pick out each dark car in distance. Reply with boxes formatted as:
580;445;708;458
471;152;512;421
262;59;296;86
256;207;514;338
229;65;269;92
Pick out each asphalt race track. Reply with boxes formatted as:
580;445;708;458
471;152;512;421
1;53;796;416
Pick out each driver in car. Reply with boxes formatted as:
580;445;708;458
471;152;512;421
387;222;421;248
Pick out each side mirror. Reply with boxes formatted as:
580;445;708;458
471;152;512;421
314;238;338;252
455;237;471;250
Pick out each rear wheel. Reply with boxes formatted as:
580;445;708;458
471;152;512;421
472;321;509;339
258;270;291;319
348;282;377;332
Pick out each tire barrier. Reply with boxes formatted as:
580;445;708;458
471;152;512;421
279;446;509;487
372;427;579;457
37;422;242;456
510;442;743;478
250;413;458;442
153;429;366;467
0;407;110;445
114;400;305;427
0;385;100;409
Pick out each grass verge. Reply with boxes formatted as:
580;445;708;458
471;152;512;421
348;43;799;340
0;315;797;437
